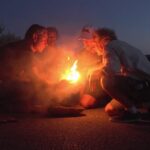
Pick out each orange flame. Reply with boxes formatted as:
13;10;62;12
61;60;80;83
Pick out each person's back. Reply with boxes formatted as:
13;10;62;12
92;27;150;122
107;40;150;80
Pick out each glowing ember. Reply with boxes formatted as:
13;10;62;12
61;60;80;83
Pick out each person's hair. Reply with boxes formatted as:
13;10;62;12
47;27;59;38
25;24;46;40
96;28;117;41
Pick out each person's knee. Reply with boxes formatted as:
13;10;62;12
80;94;96;108
105;102;123;117
105;103;115;116
105;101;126;117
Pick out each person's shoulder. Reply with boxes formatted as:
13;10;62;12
0;40;29;59
109;40;137;48
106;40;128;51
0;40;25;51
107;40;123;46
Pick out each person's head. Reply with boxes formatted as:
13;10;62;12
79;26;97;53
94;28;117;55
25;24;48;53
47;27;58;47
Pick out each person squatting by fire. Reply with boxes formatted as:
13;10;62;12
80;27;150;122
78;26;111;108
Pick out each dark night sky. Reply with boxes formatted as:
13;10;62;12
0;0;150;53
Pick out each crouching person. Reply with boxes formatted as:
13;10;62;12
87;27;150;122
79;26;110;108
0;24;48;113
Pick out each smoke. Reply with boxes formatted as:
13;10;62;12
28;37;100;110
28;40;82;109
0;36;101;113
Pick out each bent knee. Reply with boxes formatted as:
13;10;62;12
105;102;125;117
80;94;96;109
105;103;115;115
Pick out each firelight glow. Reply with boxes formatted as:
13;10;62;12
61;60;80;83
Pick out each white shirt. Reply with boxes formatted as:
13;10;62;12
102;40;150;80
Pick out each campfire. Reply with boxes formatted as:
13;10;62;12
61;59;80;84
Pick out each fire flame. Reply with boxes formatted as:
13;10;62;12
61;60;80;83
